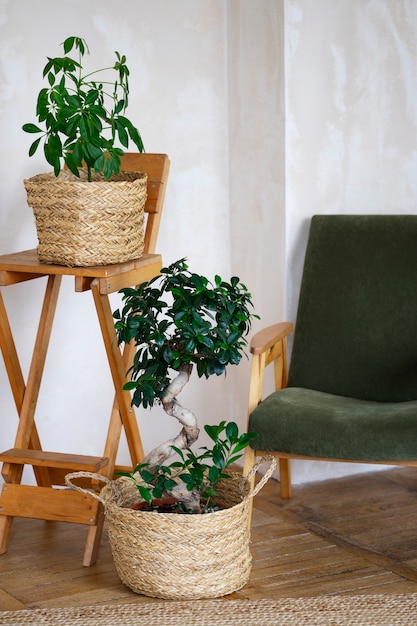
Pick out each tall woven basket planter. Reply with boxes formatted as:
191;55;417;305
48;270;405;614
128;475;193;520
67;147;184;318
24;170;147;267
66;457;276;600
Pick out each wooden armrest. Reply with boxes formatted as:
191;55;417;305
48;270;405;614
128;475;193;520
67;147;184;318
250;322;293;355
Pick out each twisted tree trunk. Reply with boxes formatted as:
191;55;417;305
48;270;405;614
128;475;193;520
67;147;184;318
142;363;199;467
140;363;201;511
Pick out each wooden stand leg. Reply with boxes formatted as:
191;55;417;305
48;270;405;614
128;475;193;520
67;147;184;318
0;275;62;555
0;514;13;555
82;506;105;567
77;284;146;566
0;289;46;481
13;275;62;452
91;280;144;470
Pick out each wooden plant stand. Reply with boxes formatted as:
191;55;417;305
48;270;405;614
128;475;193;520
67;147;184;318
0;154;170;566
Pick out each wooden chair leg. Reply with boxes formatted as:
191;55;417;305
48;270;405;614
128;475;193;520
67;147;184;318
279;457;292;499
243;446;256;478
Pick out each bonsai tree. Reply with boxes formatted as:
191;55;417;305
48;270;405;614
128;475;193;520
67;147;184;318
113;258;258;512
22;35;144;181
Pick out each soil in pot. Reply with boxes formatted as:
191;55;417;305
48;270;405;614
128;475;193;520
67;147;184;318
130;497;228;514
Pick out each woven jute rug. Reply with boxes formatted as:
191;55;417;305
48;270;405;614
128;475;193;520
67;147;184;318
1;594;417;626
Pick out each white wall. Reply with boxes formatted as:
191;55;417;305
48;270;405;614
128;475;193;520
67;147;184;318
227;0;286;449
1;1;416;489
0;1;282;481
285;0;417;484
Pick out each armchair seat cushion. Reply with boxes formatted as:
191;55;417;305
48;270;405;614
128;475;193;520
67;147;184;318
249;387;417;461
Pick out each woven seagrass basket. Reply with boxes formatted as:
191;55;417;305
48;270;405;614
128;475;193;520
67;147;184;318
66;457;276;600
24;169;147;267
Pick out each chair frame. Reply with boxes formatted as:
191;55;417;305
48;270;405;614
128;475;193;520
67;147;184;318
243;321;417;499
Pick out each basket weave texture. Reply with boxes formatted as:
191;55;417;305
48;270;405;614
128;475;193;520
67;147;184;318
102;473;252;600
24;170;147;267
66;458;276;601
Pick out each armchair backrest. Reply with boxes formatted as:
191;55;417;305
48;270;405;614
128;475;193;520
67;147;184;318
288;215;417;402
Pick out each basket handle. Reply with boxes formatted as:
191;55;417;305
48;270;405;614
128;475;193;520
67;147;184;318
66;457;277;507
246;455;277;499
65;471;115;505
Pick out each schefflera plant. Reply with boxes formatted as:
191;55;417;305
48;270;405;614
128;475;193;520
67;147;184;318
22;36;144;181
113;258;259;511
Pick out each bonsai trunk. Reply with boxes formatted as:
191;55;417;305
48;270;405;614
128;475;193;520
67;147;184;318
140;363;202;511
142;363;199;467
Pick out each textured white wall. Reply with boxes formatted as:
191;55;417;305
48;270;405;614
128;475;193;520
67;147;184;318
286;0;417;484
1;0;416;490
227;0;286;448
0;1;282;481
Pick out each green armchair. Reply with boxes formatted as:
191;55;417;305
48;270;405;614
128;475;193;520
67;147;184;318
244;215;417;498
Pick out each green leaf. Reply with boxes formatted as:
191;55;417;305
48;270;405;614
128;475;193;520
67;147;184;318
138;485;152;504
66;114;81;137
85;89;100;105
71;140;83;166
64;153;80;177
226;453;246;466
79;117;89;141
94;153;105;173
226;421;238;440
212;447;226;470
197;335;214;349
123;381;138;391
231;432;258;453
65;93;82;109
28;137;42;157
128;125;144;152
162;346;173;363
84;142;102;161
44;134;62;167
180;474;196;485
103;157;113;179
116;121;128;147
63;36;76;54
139;469;155;483
22;123;43;134
114;99;125;114
204;423;224;442
208;465;221;483
163;478;177;492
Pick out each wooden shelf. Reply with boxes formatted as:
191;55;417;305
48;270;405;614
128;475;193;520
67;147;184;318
0;449;108;472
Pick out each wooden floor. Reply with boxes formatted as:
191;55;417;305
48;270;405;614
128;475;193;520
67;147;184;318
1;466;417;611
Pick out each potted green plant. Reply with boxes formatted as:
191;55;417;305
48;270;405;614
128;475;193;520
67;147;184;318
22;36;147;267
105;259;275;598
115;261;254;466
66;258;276;600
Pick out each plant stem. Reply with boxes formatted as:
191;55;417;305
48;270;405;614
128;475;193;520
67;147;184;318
142;364;199;469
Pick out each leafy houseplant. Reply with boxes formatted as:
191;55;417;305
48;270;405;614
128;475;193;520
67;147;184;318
65;261;271;598
23;35;144;181
113;258;259;513
21;36;148;267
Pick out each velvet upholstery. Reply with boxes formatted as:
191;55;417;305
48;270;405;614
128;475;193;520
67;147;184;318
249;215;417;461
